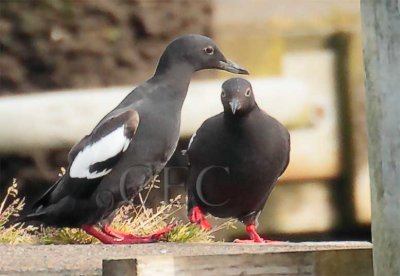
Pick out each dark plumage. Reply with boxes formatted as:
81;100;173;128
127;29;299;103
26;34;248;244
186;78;290;243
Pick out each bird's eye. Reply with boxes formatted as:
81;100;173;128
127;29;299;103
245;88;251;97
204;46;214;55
221;90;226;97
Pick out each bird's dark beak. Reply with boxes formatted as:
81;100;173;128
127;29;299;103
219;60;249;75
229;98;241;114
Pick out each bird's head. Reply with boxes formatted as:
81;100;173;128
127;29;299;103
221;78;257;115
158;34;249;75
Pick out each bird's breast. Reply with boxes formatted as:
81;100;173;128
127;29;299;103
128;110;181;166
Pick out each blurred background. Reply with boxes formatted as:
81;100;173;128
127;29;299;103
0;0;369;242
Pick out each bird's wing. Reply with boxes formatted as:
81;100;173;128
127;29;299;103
68;109;140;179
184;114;220;158
29;110;140;212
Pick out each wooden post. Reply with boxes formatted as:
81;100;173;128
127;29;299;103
360;0;400;275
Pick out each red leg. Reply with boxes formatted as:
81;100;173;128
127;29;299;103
82;225;156;244
102;223;175;240
189;206;212;230
234;224;280;243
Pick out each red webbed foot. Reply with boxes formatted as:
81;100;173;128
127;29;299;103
82;224;174;244
233;224;281;243
102;223;176;240
82;225;156;244
189;206;212;230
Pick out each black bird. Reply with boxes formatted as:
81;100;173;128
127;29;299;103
26;35;248;244
186;78;290;243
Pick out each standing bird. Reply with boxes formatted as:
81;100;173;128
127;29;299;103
26;35;248;244
185;78;290;243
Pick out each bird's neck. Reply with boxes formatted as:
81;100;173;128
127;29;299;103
152;61;194;109
154;57;194;80
224;104;259;121
155;50;195;77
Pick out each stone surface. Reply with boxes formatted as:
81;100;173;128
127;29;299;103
0;242;372;275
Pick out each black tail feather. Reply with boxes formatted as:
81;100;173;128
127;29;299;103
14;210;47;224
14;176;63;225
31;176;63;209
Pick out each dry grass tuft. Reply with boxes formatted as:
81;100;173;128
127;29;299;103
0;179;23;227
0;179;39;244
167;219;237;243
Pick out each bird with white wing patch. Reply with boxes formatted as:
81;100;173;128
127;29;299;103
24;34;249;244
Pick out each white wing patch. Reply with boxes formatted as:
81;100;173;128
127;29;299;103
187;132;197;150
69;125;131;179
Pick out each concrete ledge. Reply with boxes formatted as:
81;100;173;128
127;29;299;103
0;242;372;275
